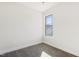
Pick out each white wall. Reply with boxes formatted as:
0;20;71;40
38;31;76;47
0;3;43;54
44;2;79;56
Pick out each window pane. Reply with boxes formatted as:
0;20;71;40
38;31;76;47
45;25;53;36
45;15;52;25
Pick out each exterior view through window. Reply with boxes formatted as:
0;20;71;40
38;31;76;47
45;15;53;36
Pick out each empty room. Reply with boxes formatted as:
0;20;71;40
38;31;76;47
0;2;79;57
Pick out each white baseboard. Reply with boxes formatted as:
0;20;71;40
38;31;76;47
0;39;77;56
43;40;78;56
0;40;42;55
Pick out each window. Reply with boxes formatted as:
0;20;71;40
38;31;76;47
45;15;53;36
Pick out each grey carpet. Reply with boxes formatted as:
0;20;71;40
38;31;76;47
0;43;77;57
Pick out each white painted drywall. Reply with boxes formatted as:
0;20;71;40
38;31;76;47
0;2;43;54
44;2;79;56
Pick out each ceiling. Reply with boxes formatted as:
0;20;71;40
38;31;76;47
18;2;58;12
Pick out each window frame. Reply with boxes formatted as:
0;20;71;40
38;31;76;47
45;14;53;36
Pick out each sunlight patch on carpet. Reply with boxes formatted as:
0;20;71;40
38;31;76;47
41;51;51;57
